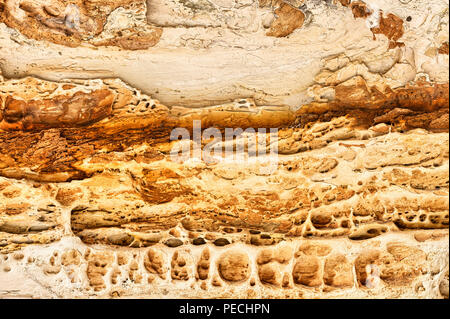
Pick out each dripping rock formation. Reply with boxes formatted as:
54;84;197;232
0;0;448;299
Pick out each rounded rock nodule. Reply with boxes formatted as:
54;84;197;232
164;238;183;248
107;233;134;246
193;237;206;245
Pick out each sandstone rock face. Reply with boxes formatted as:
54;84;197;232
218;250;250;282
323;254;354;288
0;0;448;299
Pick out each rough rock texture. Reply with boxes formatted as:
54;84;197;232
0;0;448;299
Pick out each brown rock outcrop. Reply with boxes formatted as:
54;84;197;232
266;2;305;37
292;255;322;287
323;254;353;288
218;250;250;282
144;249;167;280
0;0;162;49
0;0;447;300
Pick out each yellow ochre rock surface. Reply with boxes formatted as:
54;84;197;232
0;0;448;299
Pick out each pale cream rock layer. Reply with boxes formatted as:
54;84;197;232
0;0;448;299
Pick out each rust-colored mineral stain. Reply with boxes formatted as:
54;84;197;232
296;82;449;131
93;28;163;50
135;168;193;204
338;0;405;47
338;0;351;6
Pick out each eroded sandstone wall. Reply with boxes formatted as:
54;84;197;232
0;0;448;299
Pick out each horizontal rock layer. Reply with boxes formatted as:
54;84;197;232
0;0;448;299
